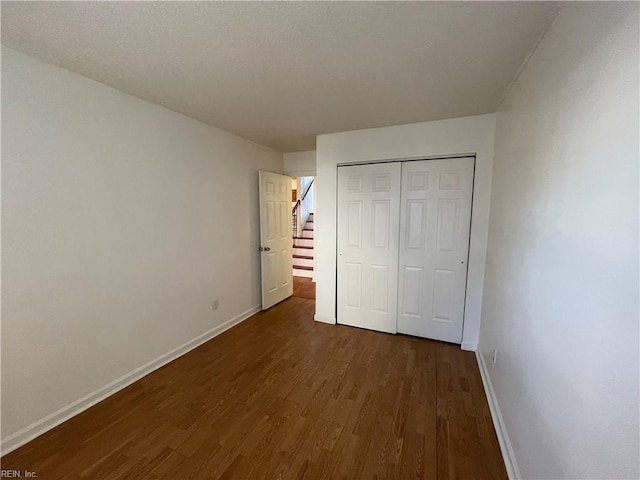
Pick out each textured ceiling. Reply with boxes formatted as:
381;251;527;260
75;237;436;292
2;1;560;152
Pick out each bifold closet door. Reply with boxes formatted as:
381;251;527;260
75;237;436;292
397;157;474;343
337;163;401;334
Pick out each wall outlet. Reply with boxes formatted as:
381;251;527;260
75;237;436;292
492;348;498;364
212;299;219;311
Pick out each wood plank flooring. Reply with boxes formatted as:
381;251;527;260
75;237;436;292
2;296;506;479
293;276;316;300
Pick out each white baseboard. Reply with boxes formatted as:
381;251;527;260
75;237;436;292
0;304;261;456
461;341;477;351
313;314;336;324
475;350;521;480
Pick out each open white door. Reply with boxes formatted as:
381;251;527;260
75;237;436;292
259;171;293;309
397;157;474;343
337;163;401;333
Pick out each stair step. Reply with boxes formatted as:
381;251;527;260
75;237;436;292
293;254;313;260
293;246;313;256
293;257;314;268
293;267;314;279
293;237;313;247
293;244;313;249
294;265;313;271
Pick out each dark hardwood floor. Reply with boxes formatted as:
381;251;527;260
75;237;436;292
293;276;316;300
2;296;506;479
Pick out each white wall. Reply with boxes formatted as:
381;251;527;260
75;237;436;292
298;176;314;228
479;3;639;479
315;114;496;349
1;47;283;450
283;150;316;177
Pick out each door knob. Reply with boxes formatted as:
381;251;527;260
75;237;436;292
259;246;271;252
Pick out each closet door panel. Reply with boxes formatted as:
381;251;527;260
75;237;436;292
337;163;401;334
397;158;474;343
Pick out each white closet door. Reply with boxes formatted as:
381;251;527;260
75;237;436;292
397;157;474;343
337;163;401;334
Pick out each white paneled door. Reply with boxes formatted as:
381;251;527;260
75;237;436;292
397;157;474;343
259;171;293;309
337;163;401;334
336;158;474;343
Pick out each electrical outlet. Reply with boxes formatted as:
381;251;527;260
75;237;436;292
492;348;498;364
212;299;219;311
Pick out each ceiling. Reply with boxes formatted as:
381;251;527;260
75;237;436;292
2;2;560;152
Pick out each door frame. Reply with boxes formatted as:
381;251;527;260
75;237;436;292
335;155;476;343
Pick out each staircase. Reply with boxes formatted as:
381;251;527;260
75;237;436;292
293;213;314;278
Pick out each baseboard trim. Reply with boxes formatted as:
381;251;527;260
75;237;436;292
313;314;336;324
475;350;521;479
0;304;261;456
461;341;477;352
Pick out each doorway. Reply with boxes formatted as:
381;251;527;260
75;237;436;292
292;176;316;300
